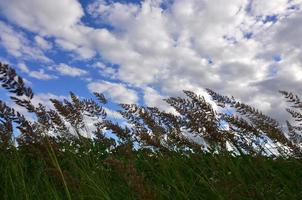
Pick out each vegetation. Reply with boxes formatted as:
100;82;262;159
0;62;302;199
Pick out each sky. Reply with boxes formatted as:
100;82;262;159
0;0;302;123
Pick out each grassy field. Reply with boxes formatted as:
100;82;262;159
1;141;302;200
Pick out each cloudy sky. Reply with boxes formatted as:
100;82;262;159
0;0;302;122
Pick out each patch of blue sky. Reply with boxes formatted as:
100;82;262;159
207;58;214;65
159;0;174;11
0;46;11;62
33;76;89;96
262;15;278;24
81;12;115;31
0;15;11;27
106;0;143;5
0;89;10;102
244;0;253;15
45;46;74;64
129;86;145;105
268;66;278;78
273;55;282;62
243;32;253;39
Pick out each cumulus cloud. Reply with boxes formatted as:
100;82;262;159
29;69;57;80
56;63;88;77
250;0;289;16
87;81;138;104
34;35;52;50
143;87;176;113
93;62;117;78
0;21;51;61
0;0;84;35
17;63;57;80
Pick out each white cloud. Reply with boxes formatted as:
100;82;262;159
143;87;177;114
250;0;289;16
17;63;57;80
31;93;66;108
0;0;84;36
34;35;52;50
29;69;57;80
92;62;117;78
17;63;30;73
0;21;51;61
87;81;138;104
56;63;88;77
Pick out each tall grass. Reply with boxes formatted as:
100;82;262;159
1;146;302;199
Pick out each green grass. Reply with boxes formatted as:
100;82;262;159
1;142;302;200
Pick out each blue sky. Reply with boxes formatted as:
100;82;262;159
0;0;302;122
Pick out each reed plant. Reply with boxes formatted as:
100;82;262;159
1;62;302;199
